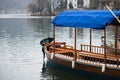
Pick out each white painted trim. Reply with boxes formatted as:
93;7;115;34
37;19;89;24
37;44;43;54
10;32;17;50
51;53;54;59
72;61;75;68
102;64;106;72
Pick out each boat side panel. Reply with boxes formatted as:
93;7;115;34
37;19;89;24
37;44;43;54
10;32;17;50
46;52;120;78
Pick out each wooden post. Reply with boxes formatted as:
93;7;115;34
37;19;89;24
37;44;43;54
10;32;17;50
53;26;55;52
81;45;82;51
115;26;118;54
114;26;119;67
72;27;77;69
104;28;106;65
102;27;106;72
90;29;92;52
74;27;77;61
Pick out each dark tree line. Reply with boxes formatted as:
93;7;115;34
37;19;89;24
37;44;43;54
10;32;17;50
27;0;67;16
27;0;51;16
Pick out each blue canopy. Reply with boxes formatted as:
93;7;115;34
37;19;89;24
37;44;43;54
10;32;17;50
52;10;120;29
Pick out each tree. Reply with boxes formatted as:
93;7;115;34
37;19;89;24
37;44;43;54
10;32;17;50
37;0;51;15
56;0;67;11
27;2;38;13
27;0;53;15
37;0;45;12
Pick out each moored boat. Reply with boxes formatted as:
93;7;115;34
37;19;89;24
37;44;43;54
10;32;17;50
40;9;120;77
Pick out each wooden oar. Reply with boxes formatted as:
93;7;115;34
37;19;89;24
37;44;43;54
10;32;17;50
106;4;120;23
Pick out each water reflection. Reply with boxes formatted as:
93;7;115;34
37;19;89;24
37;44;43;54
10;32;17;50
41;60;46;77
0;17;120;80
0;18;43;80
27;18;53;38
69;28;73;38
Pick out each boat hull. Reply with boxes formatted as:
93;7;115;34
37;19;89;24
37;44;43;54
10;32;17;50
46;51;120;78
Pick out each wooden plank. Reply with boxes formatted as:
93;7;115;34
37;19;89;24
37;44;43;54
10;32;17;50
78;52;120;61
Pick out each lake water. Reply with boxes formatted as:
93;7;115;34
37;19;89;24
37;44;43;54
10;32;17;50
0;14;119;80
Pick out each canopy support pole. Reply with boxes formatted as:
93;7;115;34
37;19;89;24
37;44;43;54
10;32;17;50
90;29;92;52
115;26;119;67
104;28;107;66
102;27;106;72
53;26;55;54
72;27;77;69
74;28;77;61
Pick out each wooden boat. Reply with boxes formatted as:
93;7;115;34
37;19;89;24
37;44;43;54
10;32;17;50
40;10;120;77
